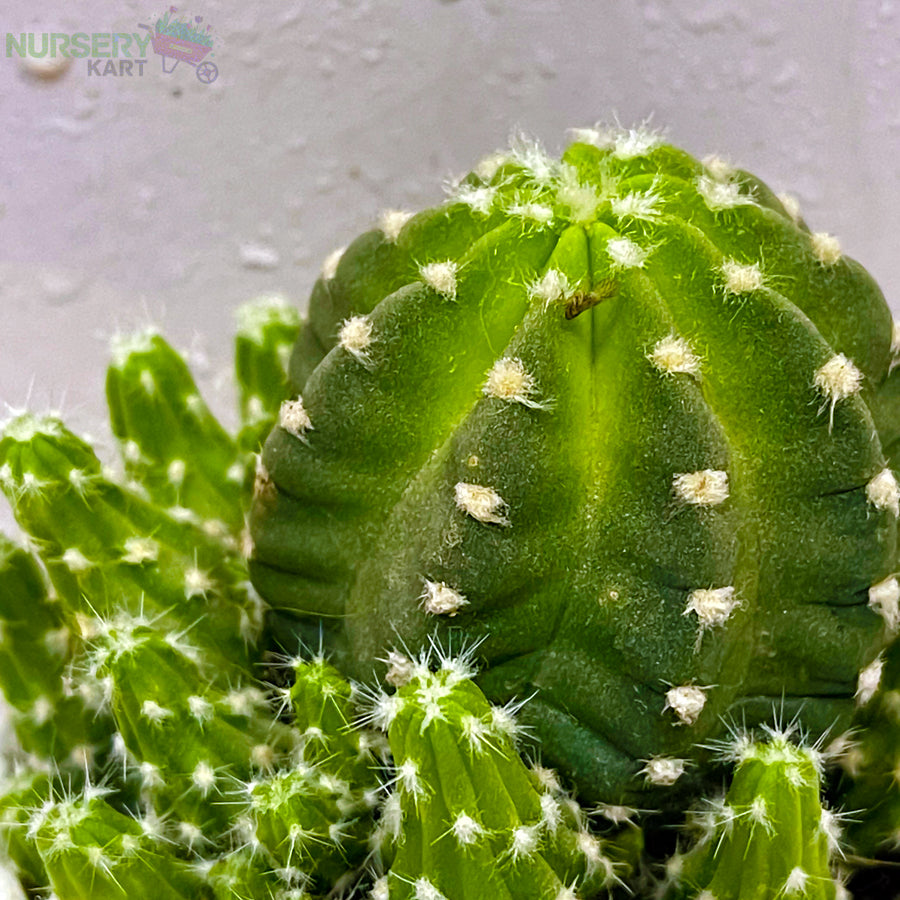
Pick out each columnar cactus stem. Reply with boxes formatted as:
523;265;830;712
31;788;207;900
369;650;625;899
0;536;107;761
0;413;261;677
234;297;302;454
664;729;843;900
106;330;245;533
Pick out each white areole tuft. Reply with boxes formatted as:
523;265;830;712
420;260;458;298
673;470;729;506
454;482;510;526
649;334;701;376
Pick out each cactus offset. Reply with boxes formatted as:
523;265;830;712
250;128;899;804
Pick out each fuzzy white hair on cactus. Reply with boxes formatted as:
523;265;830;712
454;482;510;525
673;470;729;506
685;586;739;630
607;236;649;269
453;183;497;216
321;246;345;281
866;467;900;516
611;188;662;221
642;756;687;785
279;397;312;440
338;315;374;365
649;334;702;376
419;260;459;298
697;175;753;211
722;259;764;293
815;354;863;431
419;579;468;616
665;684;708;725
378;208;413;243
811;232;842;265
869;576;900;632
451;812;485;846
856;655;885;706
528;268;573;306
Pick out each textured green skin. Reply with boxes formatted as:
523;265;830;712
32;793;206;900
379;660;625;899
107;330;245;532
841;639;900;854
0;308;386;899
666;734;838;900
234;297;302;454
250;136;899;802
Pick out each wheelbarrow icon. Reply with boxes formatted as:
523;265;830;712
139;22;218;83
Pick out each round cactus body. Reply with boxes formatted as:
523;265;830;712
249;129;900;804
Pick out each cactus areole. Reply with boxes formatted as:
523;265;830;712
249;128;900;803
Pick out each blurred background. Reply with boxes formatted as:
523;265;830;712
0;2;898;892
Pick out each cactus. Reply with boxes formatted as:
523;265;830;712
1;132;900;898
249;127;900;806
662;728;844;900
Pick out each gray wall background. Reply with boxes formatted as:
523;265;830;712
2;1;900;437
0;2;899;888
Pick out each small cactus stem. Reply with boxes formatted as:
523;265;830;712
419;579;468;617
243;765;374;883
106;330;244;530
869;575;900;632
721;258;764;294
419;260;459;299
92;624;295;834
648;334;702;376
672;470;729;506
338;316;374;365
664;684;708;726
810;232;842;265
33;791;207;900
673;731;839;900
290;654;384;786
378;209;414;242
234;296;301;454
0;536;106;760
454;482;510;526
321;246;345;281
866;467;900;516
279;398;312;441
814;354;863;431
383;659;620;899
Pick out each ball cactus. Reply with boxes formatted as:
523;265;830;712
1;130;900;899
249;127;900;804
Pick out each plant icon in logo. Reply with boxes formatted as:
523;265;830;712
139;8;218;83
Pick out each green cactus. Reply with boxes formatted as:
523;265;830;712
663;728;844;900
1;133;900;899
368;647;631;899
249;128;900;805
